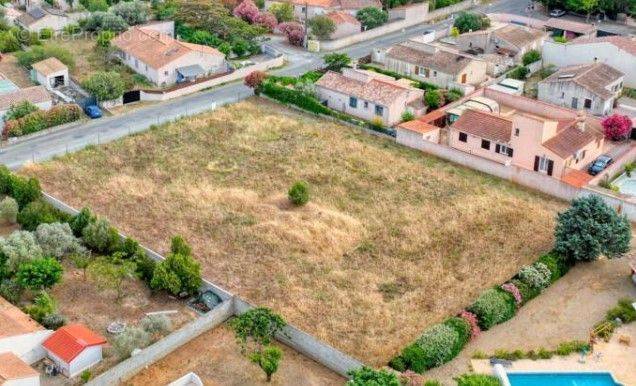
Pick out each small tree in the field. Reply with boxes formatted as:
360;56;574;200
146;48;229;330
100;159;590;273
602;114;632;141
323;52;351;71
70;207;95;237
288;181;309;206
82;217;121;254
82;71;125;101
554;195;631;262
308;15;335;40
279;22;304;46
170;235;192;256
88;256;136;301
244;71;267;94
233;0;260;23
16;257;63;290
151;237;201;297
347;366;401;386
250;346;282;382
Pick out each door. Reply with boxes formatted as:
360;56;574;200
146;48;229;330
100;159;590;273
123;90;141;104
460;73;467;84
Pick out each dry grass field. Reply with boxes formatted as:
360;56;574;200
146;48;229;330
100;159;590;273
23;99;565;365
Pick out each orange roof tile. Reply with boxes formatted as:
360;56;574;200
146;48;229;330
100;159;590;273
326;11;360;25
0;296;44;339
397;119;440;134
0;353;38;381
562;169;593;187
43;324;106;363
451;109;513;143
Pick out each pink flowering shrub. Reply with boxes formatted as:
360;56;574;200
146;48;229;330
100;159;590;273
602;114;632;141
459;310;481;340
279;21;304;46
501;282;522;306
254;11;277;31
233;0;260;23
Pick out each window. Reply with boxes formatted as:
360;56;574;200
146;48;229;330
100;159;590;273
164;71;169;76
571;97;578;109
415;66;419;75
375;105;384;116
514;128;520;136
349;97;357;108
560;92;565;99
534;155;554;175
134;59;138;68
584;98;592;109
433;71;437;77
481;139;490;150
145;64;148;71
364;101;368;109
496;144;513;157
458;132;467;142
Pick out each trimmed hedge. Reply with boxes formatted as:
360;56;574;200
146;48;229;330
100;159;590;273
468;288;516;330
3;104;82;138
17;199;71;231
537;252;570;283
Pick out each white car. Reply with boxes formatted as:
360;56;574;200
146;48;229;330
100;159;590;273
550;9;566;17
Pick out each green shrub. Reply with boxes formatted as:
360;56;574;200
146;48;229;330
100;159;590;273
82;71;125;101
388;355;406;371
555;340;589;356
15;44;75;69
11;176;41;209
508;66;529;80
25;291;56;322
0;231;43;273
262;81;332;115
70;207;95;237
537;252;569;282
288;181;309;206
134;252;156;284
63;24;81;35
605;298;636;323
444;317;470;355
96;30;115;48
35;222;85;258
447;88;463;102
113;327;151;358
468;288;516;330
82;217;121;254
3;104;82;138
80;369;91;383
323;52;351;71
455;374;501;386
17;200;67;232
518;262;551;290
5;101;39;121
400;343;427;373
151;252;201;296
424;90;442;109
41;313;66;330
510;279;539;305
0;197;18;224
39;28;54;40
522;50;541;65
170;235;192;257
401;110;415;122
356;7;389;30
16;257;63;290
553;35;567;43
299;70;323;83
0;279;23;304
347;366;401;386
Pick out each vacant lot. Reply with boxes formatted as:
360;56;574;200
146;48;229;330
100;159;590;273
24;99;565;364
126;324;344;385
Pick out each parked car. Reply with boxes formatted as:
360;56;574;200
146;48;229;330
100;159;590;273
550;9;566;17
84;105;102;119
588;155;613;175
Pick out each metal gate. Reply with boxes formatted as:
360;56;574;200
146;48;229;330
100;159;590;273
123;90;141;104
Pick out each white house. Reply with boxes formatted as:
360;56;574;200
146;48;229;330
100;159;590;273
0;352;40;386
42;324;107;378
456;23;546;63
265;0;381;19
537;63;624;116
0;86;52;125
0;297;52;365
14;5;77;33
325;11;361;39
542;36;636;88
112;23;227;87
31;57;68;90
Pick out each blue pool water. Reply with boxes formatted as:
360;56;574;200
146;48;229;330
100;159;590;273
507;372;622;386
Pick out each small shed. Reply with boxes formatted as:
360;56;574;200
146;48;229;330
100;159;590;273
42;324;106;378
0;352;40;386
31;57;68;90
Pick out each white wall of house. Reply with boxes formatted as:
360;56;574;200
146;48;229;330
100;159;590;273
537;78;622;116
3;374;40;386
0;330;52;364
330;22;360;39
542;41;636;88
47;346;102;378
383;57;487;89
35;69;68;90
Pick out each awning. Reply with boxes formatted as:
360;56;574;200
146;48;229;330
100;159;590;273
177;65;205;78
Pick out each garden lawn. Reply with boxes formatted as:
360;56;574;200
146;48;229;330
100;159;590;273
23;99;565;365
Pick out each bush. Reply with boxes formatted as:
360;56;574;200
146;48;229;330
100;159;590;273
80;370;91;383
135;253;156;284
17;200;66;232
25;291;56;322
554;195;631;262
3;104;82;138
356;7;388;30
424;90;442;109
500;282;522;305
518;262;551;290
308;15;335;40
602;114;632;141
41;313;66;329
70;207;95;237
96;30;115;48
82;71;125;101
278;22;304;46
10;176;41;209
459;310;481;340
230;307;286;348
453;12;490;33
522;50;541;65
0;31;20;53
16;257;63;290
0;279;23;304
555;340;589;356
605;298;636;323
113;327;151;358
508;65;529;80
347;366;401;386
468;288;516;330
151;252;201;296
269;2;294;22
39;28;54;40
83;12;129;32
444;317;470;354
249;345;283;382
455;374;502;386
254;12;278;31
5;101;39;121
288;181;309;206
15;44;75;69
35;222;86;259
244;71;267;94
170;235;192;257
323;52;351;71
447;88;463;102
537;252;568;283
82;217;121;254
63;24;81;35
510;278;539;305
140;314;172;334
0;230;43;272
111;1;149;25
0;197;18;224
401;110;415;122
234;0;260;22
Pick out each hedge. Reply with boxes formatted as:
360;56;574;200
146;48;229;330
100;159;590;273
468;288;516;330
3;104;82;138
0;166;42;209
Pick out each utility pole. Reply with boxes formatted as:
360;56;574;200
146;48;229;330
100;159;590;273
304;0;309;48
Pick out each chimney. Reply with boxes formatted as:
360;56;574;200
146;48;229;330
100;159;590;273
576;110;586;132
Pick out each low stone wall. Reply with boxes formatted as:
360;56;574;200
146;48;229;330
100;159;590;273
320;0;475;51
140;56;285;102
86;300;234;386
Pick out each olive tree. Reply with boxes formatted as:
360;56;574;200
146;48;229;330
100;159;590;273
82;71;125;101
35;222;86;259
0;231;43;272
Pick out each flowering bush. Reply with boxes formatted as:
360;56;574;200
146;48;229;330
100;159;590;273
254;12;277;31
279;22;304;46
602;114;632;141
3;104;82;138
500;282;522;305
459;310;481;340
467;288;516;330
233;0;260;23
244;70;267;93
518;262;551;290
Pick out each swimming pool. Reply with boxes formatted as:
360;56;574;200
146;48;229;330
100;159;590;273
507;372;623;386
613;173;636;196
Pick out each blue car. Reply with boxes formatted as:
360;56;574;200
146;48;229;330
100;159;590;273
588;155;613;175
84;105;102;119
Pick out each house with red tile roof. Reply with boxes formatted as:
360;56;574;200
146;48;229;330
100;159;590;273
315;68;425;126
325;11;361;39
111;23;227;87
0;296;52;364
42;324;107;378
0;352;40;386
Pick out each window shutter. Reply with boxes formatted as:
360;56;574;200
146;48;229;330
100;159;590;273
507;147;513;157
534;156;539;171
547;160;554;176
495;144;500;153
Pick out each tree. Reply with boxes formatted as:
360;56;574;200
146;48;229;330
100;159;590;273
602;114;631;141
113;327;151;358
175;0;265;40
88;257;136;301
566;0;598;20
323;52;351;71
82;72;125;101
82;217;121;254
70;207;95;237
15;44;75;69
356;7;388;30
453;12;489;33
0;197;18;224
10;176;41;209
0;31;20;53
424;90;442;109
16;200;61;231
254;12;277;31
170;235;192;256
554;195;631;262
35;222;86;259
84;0;108;11
96;30;115;48
83;12;129;32
25;291;56;322
234;0;260;23
71;254;91;280
111;1;150;25
244;71;267;94
346;366;401;386
5;101;39;121
308;15;335;40
0;231;43;273
288;181;309;206
151;248;201;296
278;22;304;46
16;257;63;290
269;2;294;22
521;49;541;65
250;346;282;382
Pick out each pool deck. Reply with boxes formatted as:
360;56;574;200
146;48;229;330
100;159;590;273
471;324;635;385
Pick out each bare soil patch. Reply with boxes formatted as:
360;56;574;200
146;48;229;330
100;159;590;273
0;54;35;87
24;99;565;364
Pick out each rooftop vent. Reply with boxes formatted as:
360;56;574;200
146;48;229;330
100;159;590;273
558;73;575;79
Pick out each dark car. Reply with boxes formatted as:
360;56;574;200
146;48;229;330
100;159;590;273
84;105;102;119
549;9;566;17
588;155;613;175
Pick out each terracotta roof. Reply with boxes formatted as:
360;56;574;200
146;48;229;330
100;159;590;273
0;353;38;382
571;35;636;56
0;296;44;338
282;0;379;7
32;57;67;76
0;86;51;111
543;120;602;158
339;0;382;9
541;63;623;100
492;24;544;50
43;324;106;363
112;26;224;70
315;70;416;106
397;119;440;134
561;168;593;187
545;18;596;34
326;11;360;25
451;109;512;143
386;44;473;75
284;0;338;7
